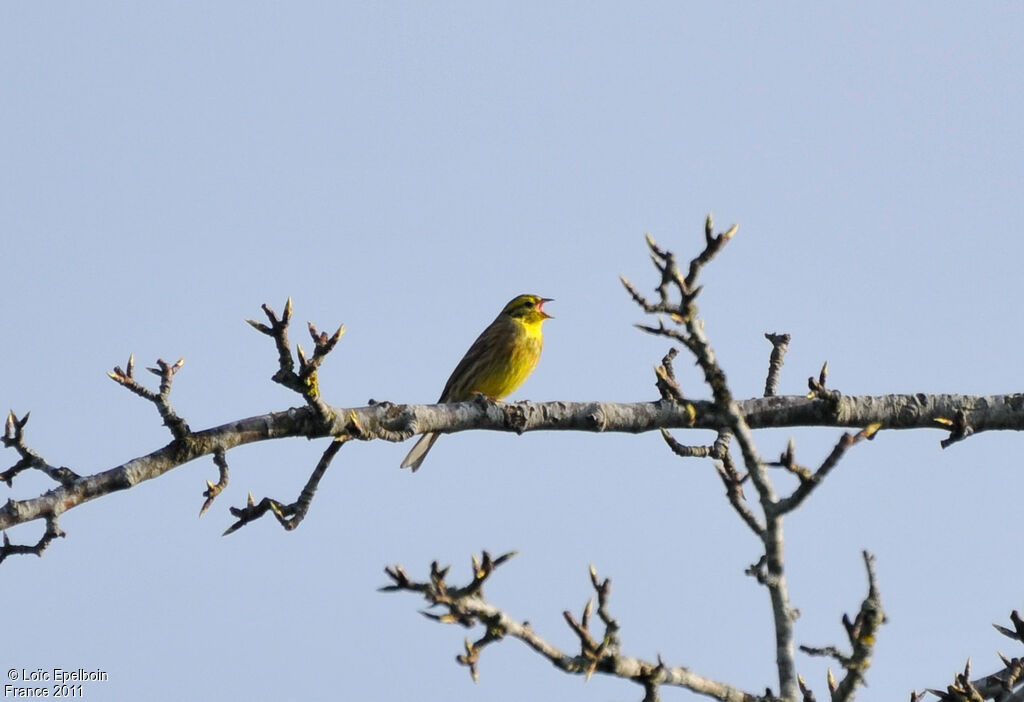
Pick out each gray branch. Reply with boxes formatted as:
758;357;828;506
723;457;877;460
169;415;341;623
381;552;765;702
2;392;1021;535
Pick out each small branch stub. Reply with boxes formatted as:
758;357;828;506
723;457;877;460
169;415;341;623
199;449;230;518
764;333;791;398
935;408;975;449
807;361;841;408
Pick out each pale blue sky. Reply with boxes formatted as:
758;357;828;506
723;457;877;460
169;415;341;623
2;3;1023;701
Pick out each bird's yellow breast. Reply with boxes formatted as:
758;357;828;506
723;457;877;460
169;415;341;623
441;314;545;402
469;317;543;399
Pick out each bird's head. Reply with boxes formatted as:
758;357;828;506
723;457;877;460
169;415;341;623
502;294;553;324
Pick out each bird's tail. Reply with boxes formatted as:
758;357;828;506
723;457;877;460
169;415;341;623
400;432;439;472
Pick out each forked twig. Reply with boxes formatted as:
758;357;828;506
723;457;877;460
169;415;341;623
224;438;346;534
382;551;764;701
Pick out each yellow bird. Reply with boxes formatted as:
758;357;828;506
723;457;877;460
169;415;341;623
400;294;553;471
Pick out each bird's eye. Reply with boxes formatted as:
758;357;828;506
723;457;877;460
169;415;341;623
525;300;534;307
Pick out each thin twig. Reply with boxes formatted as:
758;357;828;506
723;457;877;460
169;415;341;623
2;411;79;486
921;612;1024;701
247;298;343;425
199;448;230;517
107;355;190;439
800;551;886;702
224;438;346;534
774;424;881;515
0;515;65;563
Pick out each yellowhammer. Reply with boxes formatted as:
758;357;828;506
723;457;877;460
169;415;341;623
400;293;553;471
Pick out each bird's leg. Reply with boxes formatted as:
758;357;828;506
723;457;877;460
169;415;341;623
472;392;498;409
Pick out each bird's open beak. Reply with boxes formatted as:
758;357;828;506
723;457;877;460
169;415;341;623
538;298;554;319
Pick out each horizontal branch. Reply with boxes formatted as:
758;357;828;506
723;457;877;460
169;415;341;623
2;392;1022;533
362;392;1024;439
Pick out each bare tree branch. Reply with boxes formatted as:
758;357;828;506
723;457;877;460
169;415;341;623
223;437;346;534
628;215;808;699
0;514;64;563
2;410;79;487
108;355;190;439
382;552;765;702
921;612;1024;701
3;392;1016;543
246;297;344;425
764;333;791;398
800;551;885;702
774;425;881;515
198;448;230;517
